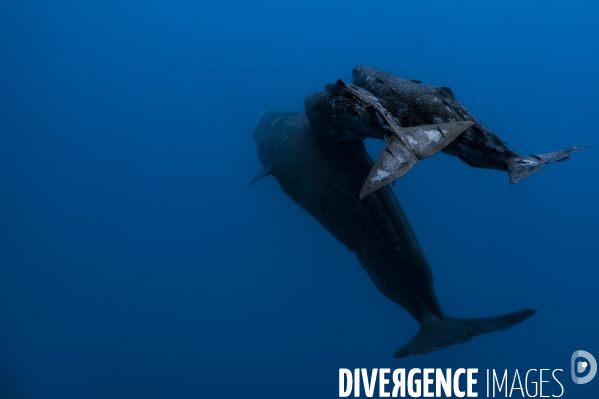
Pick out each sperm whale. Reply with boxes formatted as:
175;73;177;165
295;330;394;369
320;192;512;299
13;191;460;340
250;110;536;357
352;65;587;185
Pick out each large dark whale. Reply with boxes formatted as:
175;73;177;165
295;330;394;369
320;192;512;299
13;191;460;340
352;65;588;185
250;110;536;357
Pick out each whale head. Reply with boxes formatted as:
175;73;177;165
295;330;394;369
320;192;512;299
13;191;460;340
253;110;286;167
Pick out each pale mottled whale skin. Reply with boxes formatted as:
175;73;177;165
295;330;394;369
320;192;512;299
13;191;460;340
352;65;587;183
253;110;536;357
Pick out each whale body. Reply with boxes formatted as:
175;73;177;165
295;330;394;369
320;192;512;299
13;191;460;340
251;110;536;357
352;65;588;184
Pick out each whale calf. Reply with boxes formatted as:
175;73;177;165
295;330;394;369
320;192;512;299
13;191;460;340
352;65;588;184
304;79;474;198
250;110;536;357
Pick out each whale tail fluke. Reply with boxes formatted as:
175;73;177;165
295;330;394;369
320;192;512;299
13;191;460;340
360;122;475;199
393;309;537;358
507;155;546;184
447;308;537;336
393;321;471;358
507;146;589;184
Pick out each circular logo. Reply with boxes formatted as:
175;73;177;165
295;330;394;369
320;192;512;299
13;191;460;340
571;350;597;384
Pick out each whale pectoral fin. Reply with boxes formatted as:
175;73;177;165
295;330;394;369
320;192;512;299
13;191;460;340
247;165;273;187
359;138;417;199
393;321;471;358
507;145;589;184
400;121;474;159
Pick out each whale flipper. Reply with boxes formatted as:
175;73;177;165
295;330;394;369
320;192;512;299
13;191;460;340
247;165;273;187
394;309;537;358
508;146;589;183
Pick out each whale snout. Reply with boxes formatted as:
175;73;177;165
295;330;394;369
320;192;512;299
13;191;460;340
253;110;279;143
352;65;379;86
352;65;366;82
303;91;321;110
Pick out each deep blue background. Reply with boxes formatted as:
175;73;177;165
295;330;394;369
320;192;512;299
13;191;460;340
1;1;598;398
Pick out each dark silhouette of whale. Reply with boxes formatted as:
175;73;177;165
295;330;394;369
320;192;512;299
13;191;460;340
250;110;536;357
352;65;588;185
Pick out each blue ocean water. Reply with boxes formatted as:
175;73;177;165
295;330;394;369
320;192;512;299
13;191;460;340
1;1;598;398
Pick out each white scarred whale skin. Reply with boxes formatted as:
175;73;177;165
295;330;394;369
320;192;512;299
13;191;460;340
251;110;537;358
352;65;588;184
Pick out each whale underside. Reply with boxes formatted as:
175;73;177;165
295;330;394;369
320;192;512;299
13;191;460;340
252;111;536;357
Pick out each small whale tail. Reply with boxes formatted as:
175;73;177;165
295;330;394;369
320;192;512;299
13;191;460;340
360;121;475;199
507;146;589;184
393;308;537;358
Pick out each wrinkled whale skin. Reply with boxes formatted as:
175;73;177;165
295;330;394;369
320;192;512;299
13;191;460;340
252;110;536;357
